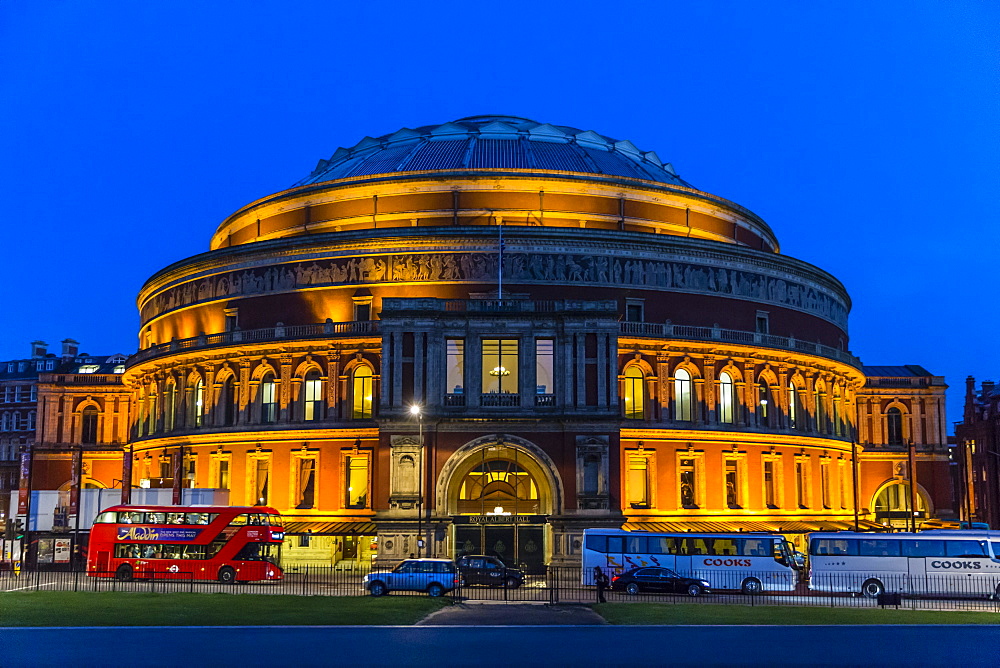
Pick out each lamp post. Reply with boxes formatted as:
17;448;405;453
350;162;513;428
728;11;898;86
410;404;424;556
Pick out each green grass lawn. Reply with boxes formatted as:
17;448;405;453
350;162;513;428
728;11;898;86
594;602;1000;625
0;592;450;627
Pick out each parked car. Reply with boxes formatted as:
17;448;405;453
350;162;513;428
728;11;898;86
363;558;460;597
456;555;524;588
610;567;711;597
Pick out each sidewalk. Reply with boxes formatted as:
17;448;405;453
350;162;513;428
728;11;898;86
417;601;606;626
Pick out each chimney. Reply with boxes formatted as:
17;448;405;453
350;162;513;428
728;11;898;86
30;341;48;358
61;339;80;360
964;376;977;424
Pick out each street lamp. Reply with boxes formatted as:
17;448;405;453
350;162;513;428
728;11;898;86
410;404;424;556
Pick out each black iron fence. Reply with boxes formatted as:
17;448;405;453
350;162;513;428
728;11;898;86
3;566;1000;612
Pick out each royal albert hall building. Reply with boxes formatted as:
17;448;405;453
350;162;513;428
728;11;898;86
121;116;951;570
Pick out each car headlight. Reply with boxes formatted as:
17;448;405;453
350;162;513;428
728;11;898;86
700;581;710;587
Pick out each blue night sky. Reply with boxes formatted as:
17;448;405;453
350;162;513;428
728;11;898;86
0;2;996;431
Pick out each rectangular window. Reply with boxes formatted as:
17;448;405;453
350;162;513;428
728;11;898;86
626;454;650;508
294;456;316;509
535;339;554;395
261;380;278;424
821;461;831;509
214;457;230;490
249;456;270;506
755;311;769;334
345;455;369;508
481;339;518;394
446;339;465;394
625;300;644;323
795;460;808;508
788;386;797;428
679;458;697;508
354;301;372;321
303;376;322;421
725;459;740;509
839;460;848;510
764;460;777;508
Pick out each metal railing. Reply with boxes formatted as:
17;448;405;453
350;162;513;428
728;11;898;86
6;565;999;613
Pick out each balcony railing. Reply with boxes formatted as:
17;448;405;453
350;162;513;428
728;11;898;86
127;320;380;367
382;298;618;314
443;393;466;407
620;321;861;368
38;374;125;385
480;393;521;407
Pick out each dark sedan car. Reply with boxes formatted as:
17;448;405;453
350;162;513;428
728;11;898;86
610;567;711;597
456;555;524;588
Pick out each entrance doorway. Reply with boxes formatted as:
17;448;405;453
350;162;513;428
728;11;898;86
454;522;546;573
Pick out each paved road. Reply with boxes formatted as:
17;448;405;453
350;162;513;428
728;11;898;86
4;625;999;667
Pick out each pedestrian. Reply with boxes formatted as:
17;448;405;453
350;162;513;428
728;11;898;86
594;566;609;604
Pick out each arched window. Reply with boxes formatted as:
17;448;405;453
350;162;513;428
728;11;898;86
303;369;323;421
352;366;373;419
192;379;205;428
81;407;98;444
758;380;773;427
887;407;904;445
221;376;237;427
718;372;735;424
674;368;692;422
260;373;277;424
623;366;645;420
788;385;803;430
814;387;826;434
165;383;177;431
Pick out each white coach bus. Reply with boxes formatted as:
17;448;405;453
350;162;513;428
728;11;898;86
808;531;1000;598
582;528;799;593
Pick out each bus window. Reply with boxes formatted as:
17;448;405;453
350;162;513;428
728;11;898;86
713;538;737;556
741;538;770;557
229;514;248;527
945;541;987;558
166;512;186;525
859;539;901;557
607;536;625;554
648;537;669;554
148;512;166;523
95;511;116;524
626;535;647;554
120;512;145;524
186;513;212;525
689;538;711;555
811;538;858;556
901;540;945;557
182;545;206;559
585;534;608;553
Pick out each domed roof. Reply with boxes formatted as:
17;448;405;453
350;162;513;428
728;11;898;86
296;115;693;188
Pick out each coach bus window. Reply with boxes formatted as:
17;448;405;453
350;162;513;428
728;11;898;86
742;538;770;557
626;535;647;554
713;539;738;556
859;540;900;557
607;536;625;554
901;540;945;557
585;535;607;553
811;538;858;556
945;541;987;558
648;537;668;554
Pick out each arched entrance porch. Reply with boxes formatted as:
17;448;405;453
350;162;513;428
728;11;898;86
437;434;562;573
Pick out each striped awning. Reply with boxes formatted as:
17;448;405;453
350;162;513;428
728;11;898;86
282;521;377;535
623;519;884;534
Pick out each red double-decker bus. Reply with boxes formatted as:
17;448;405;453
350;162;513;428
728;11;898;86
87;505;285;584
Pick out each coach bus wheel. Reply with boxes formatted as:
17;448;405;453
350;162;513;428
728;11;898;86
427;583;445;597
625;582;641;595
369;581;387;597
861;579;884;599
115;565;133;582
218;567;236;585
741;578;762;595
686;584;704;597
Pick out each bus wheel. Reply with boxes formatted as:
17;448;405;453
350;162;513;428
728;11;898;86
686;584;704;597
115;565;133;582
427;583;445;597
741;578;762;595
861;579;884;599
218;567;236;585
